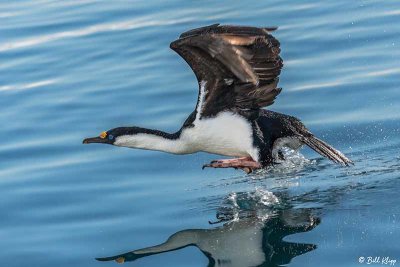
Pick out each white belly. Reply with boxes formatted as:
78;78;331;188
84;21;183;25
180;112;259;160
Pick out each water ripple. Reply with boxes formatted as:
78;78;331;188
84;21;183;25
0;16;193;52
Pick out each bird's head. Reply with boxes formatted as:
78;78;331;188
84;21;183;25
83;126;181;153
82;127;157;147
82;129;117;145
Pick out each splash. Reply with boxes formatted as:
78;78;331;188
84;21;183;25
254;187;280;206
213;188;280;223
250;148;313;179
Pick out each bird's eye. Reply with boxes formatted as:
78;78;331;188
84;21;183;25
108;134;114;140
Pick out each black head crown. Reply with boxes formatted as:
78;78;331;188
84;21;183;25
82;127;159;145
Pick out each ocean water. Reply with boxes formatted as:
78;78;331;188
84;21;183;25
1;1;399;266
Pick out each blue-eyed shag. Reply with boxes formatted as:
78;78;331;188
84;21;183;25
83;24;352;173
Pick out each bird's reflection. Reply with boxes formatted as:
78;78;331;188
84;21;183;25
97;190;320;267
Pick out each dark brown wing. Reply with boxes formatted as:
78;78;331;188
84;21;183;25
170;24;283;119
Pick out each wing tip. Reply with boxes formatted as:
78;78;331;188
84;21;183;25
262;26;278;32
179;23;220;39
169;39;179;49
178;24;279;40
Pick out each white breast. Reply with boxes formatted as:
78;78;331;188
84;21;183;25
180;111;259;161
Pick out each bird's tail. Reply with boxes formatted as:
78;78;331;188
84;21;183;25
300;135;353;166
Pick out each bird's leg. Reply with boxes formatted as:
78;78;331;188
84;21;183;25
202;157;261;174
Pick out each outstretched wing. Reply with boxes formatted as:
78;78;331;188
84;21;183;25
170;24;283;119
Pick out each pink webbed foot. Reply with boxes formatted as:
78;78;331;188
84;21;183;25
202;157;261;174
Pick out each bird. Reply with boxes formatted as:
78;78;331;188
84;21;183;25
83;24;352;173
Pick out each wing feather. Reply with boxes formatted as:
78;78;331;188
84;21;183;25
170;24;283;119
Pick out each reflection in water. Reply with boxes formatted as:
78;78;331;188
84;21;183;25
97;191;320;267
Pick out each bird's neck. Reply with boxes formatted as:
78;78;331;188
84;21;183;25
114;129;190;154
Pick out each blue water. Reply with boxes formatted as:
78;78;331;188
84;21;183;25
1;1;399;266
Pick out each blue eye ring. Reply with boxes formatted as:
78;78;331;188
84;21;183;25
108;134;114;140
